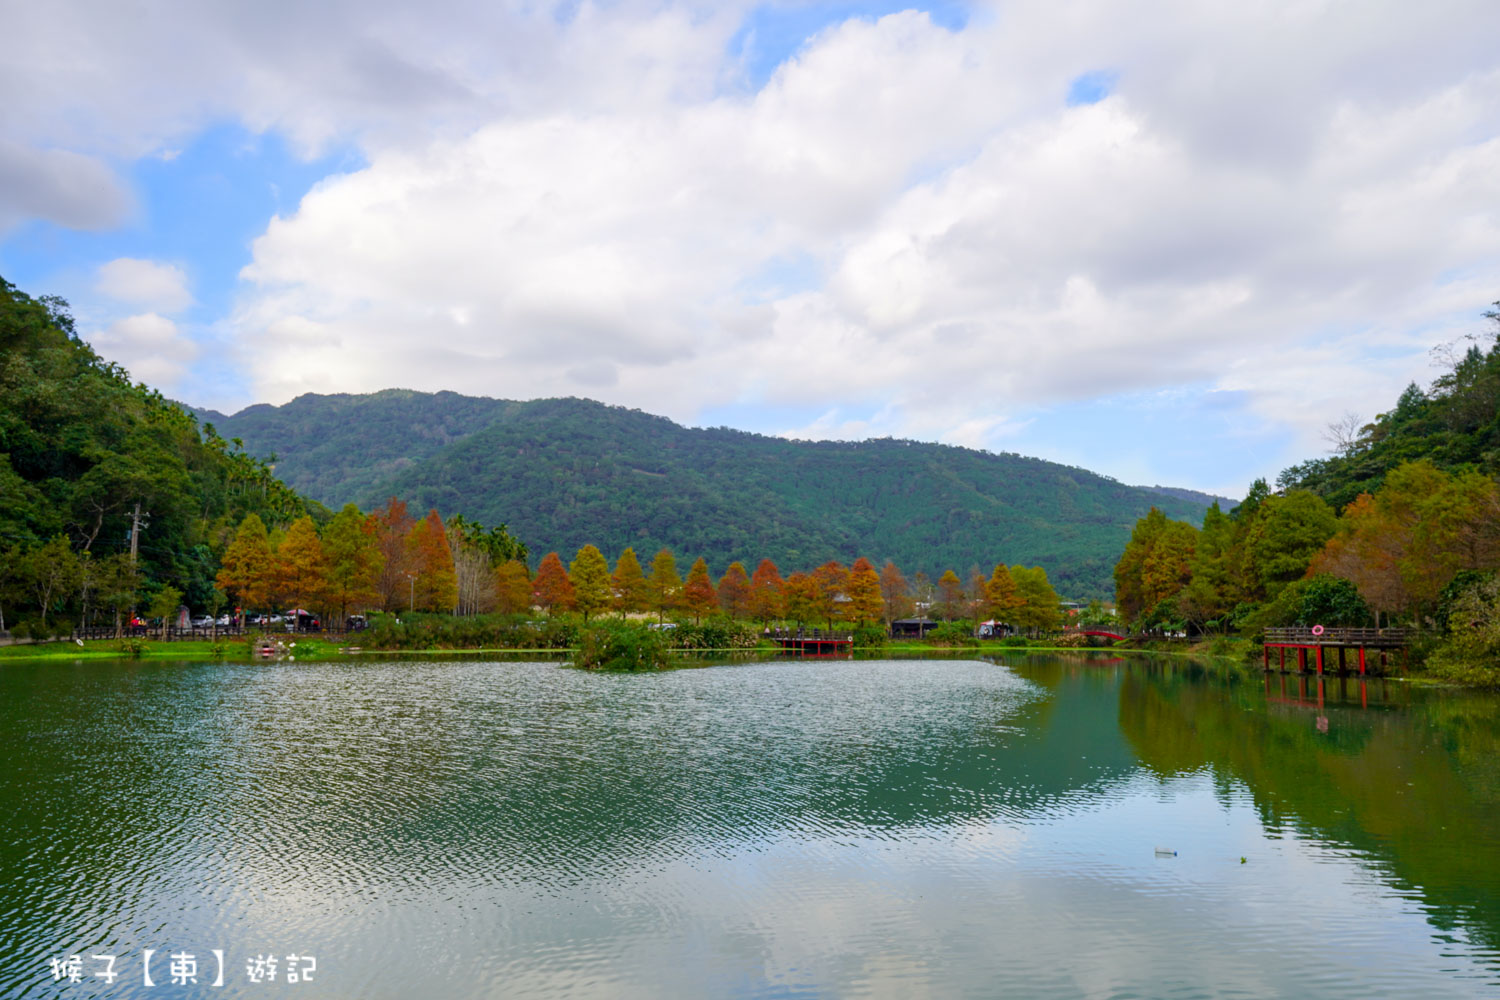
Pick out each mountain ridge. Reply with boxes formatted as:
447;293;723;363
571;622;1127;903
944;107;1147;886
191;390;1221;600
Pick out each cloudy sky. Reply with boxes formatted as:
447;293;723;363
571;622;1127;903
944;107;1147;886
3;0;1499;497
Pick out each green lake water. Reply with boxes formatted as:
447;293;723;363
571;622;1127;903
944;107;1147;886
3;653;1498;998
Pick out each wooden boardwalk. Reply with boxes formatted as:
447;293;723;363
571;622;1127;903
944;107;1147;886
1263;627;1411;675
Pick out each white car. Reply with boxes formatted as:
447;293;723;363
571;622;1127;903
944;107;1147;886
191;615;214;628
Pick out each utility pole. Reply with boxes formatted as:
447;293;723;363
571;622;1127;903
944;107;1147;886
408;573;417;613
128;502;149;619
129;503;143;564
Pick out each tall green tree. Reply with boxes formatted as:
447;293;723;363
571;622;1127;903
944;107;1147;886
1012;565;1062;635
647;548;682;622
323;503;382;624
570;544;612;621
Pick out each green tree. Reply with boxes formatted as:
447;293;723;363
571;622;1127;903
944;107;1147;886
1012;565;1062;635
23;536;79;631
647;548;682;622
147;585;183;640
323;503;382;624
1240;490;1338;600
570;544;613;621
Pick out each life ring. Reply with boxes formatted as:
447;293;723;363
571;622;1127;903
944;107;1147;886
1311;624;1325;636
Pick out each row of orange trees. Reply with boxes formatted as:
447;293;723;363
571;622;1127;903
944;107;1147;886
212;497;1067;631
527;545;1065;630
215;498;527;625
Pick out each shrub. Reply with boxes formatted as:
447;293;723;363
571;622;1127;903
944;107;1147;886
927;621;979;646
997;636;1031;648
851;623;887;648
1425;575;1500;687
576;621;670;671
672;618;761;650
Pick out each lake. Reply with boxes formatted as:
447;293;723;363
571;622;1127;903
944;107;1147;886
3;653;1498;998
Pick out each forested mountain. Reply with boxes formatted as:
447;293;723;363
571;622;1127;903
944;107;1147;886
1278;303;1500;508
0;277;314;615
200;392;1217;600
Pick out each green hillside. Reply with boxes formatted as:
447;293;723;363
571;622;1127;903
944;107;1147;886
0;277;313;612
201;392;1215;600
1277;302;1500;507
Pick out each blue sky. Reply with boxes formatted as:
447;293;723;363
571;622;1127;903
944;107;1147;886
3;0;1498;499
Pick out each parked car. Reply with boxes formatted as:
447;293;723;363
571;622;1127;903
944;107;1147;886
286;611;321;632
190;615;214;628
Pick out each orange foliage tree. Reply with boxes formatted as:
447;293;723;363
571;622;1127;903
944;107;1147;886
405;509;458;612
845;557;883;625
367;497;417;611
612;548;649;615
879;560;910;623
781;572;821;626
216;513;274;622
717;562;752;619
276;516;330;618
749;558;785;622
811;561;848;629
682;557;719;622
532;552;575;613
936;569;964;620
495;560;532;614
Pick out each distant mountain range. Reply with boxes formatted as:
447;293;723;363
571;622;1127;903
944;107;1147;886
193;390;1230;601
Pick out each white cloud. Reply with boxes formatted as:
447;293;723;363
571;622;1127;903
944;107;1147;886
7;0;1500;486
217;1;1500;466
0;140;130;233
96;258;194;313
91;313;199;388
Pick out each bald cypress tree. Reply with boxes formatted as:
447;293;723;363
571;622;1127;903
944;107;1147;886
570;544;612;621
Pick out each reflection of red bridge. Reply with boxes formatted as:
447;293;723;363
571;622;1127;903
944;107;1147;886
1062;628;1128;641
